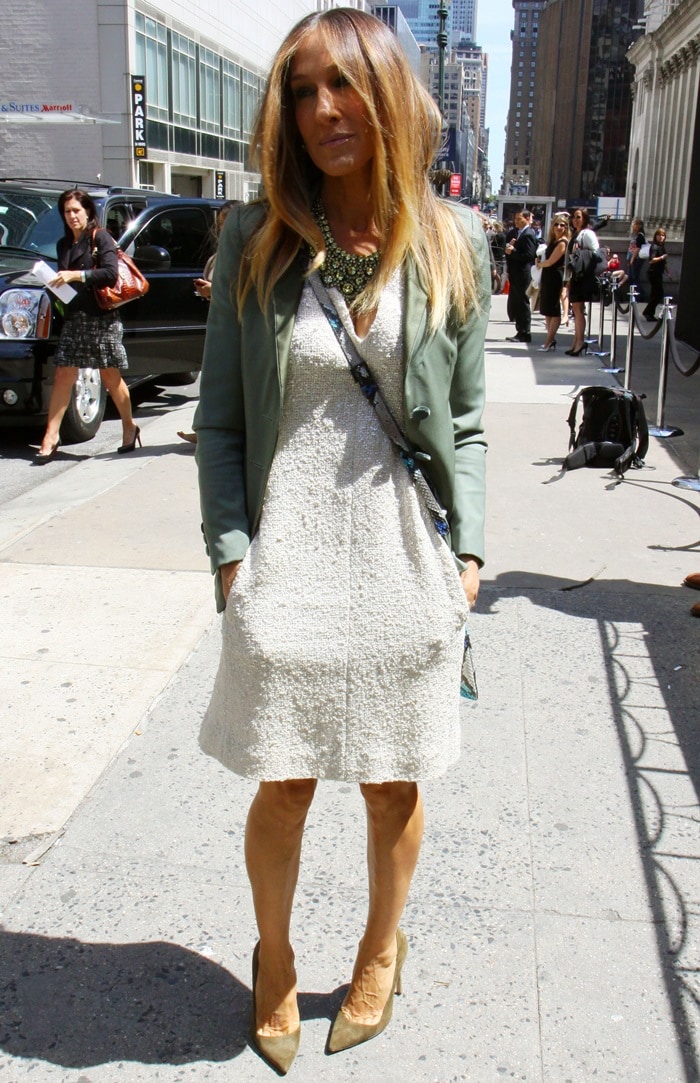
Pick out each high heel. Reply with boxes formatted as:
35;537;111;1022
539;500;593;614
565;345;588;356
250;942;300;1076
538;340;556;352
117;425;141;454
327;929;408;1055
35;438;61;463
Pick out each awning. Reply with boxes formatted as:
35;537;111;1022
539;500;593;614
0;111;119;125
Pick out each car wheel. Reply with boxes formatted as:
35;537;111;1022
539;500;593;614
158;370;199;386
59;368;108;443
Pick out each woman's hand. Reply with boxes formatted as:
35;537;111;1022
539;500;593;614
221;560;241;601
194;278;212;299
458;556;480;609
50;270;83;287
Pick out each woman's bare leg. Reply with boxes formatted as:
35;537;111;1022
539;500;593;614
545;315;561;347
572;301;586;351
245;778;317;1036
100;368;137;442
341;781;424;1025
37;366;78;454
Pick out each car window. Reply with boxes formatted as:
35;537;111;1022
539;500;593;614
133;207;211;269
0;188;64;256
105;203;131;240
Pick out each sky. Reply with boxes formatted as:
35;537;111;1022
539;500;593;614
476;0;515;190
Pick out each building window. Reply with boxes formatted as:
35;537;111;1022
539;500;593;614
199;47;220;134
172;32;197;129
223;60;242;139
135;13;168;122
242;70;261;139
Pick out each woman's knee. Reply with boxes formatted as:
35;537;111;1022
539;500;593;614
255;778;317;825
360;780;419;819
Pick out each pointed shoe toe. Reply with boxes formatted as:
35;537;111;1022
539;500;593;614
251;1027;300;1076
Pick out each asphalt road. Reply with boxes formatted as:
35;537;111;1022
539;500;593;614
0;378;201;504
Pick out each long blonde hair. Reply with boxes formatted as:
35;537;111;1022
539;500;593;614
240;7;479;330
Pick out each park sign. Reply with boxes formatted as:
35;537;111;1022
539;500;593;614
131;77;147;159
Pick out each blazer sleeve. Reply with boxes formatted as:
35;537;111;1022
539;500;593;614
89;229;119;289
449;210;490;564
193;207;250;588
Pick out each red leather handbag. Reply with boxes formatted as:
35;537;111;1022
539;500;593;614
92;229;149;310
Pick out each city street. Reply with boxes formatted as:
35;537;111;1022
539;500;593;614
0;295;699;1081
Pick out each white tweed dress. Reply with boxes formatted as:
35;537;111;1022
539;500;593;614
199;273;470;782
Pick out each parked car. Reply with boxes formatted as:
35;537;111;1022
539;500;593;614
0;179;225;441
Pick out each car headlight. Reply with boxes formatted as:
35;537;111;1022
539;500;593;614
0;289;51;340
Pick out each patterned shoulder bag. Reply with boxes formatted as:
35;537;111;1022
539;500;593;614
308;271;478;701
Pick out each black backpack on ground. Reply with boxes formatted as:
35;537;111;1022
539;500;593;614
564;385;649;476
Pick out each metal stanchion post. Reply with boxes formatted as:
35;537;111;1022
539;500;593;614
623;285;637;390
648;296;684;439
673;446;700;492
584;297;595;345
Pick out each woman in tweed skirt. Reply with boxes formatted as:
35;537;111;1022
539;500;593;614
35;189;141;461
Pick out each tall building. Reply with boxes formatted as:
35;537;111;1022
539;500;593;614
528;0;644;205
454;41;489;197
503;1;545;196
626;0;699;237
451;0;478;44
397;0;477;48
0;0;365;198
371;4;421;73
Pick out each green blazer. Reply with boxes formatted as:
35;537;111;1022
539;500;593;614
194;202;491;610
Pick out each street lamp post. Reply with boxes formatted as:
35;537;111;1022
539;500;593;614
435;1;450;195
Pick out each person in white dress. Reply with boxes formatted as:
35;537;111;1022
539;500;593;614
194;8;490;1073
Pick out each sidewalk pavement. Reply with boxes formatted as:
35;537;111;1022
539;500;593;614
0;294;698;1082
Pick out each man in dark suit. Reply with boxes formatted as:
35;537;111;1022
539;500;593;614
505;209;538;343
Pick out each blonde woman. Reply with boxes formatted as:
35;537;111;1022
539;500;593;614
535;216;570;350
194;8;490;1073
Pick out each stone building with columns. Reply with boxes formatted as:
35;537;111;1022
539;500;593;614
626;0;700;239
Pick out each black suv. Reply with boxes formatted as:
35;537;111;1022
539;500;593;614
0;179;224;441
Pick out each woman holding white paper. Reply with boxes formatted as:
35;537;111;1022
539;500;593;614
35;189;140;462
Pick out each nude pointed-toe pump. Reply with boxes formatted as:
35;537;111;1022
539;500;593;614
326;929;408;1055
250;942;300;1076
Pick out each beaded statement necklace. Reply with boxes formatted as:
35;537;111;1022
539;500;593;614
311;198;380;303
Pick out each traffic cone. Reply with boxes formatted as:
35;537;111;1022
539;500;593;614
502;278;509;294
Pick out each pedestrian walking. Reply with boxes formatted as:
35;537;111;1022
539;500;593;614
177;199;240;445
566;207;602;356
627;216;647;294
193;7;490;1074
642;228;668;321
35;189;140;461
535;215;570;351
505;209;538;342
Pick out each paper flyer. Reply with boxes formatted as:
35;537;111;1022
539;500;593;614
31;260;77;304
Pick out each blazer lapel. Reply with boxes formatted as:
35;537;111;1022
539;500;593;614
272;260;305;391
403;260;429;372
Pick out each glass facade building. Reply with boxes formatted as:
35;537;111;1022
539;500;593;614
529;0;644;204
135;12;263;171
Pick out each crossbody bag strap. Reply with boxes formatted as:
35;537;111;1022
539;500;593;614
308;271;450;540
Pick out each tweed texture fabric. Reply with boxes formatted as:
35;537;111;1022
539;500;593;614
54;311;128;369
199;275;469;782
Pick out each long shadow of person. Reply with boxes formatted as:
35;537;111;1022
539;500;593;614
0;930;246;1068
0;929;346;1070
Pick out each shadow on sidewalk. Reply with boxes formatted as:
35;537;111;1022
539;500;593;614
0;930;345;1070
0;932;246;1066
480;571;700;1081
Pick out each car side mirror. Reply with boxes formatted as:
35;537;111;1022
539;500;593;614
133;245;171;271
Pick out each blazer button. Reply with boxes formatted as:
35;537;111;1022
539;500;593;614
411;405;431;420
